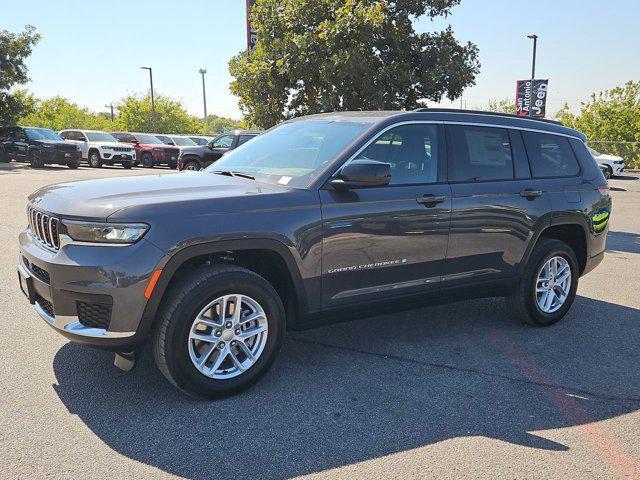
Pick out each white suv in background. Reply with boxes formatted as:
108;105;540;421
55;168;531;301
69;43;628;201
588;146;626;179
59;129;136;168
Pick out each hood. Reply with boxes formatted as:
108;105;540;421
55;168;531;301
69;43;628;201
37;139;77;150
179;145;207;156
595;154;623;162
28;171;291;221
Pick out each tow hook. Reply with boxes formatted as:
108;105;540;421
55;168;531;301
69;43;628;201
114;351;138;372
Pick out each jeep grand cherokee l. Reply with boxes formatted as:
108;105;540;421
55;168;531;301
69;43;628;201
59;129;136;169
112;132;179;168
0;126;82;168
18;109;611;398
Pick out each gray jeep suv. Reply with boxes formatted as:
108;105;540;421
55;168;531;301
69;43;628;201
17;109;611;398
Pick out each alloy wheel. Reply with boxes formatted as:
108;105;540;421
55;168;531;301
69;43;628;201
187;294;268;380
535;256;571;314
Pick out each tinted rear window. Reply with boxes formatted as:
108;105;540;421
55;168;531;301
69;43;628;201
523;132;580;178
449;125;514;182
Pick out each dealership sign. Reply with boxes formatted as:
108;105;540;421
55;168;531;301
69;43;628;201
246;0;258;50
516;79;549;118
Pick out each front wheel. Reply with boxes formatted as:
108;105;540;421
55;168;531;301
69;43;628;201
602;166;612;180
141;153;154;168
67;160;80;169
507;238;579;326
152;265;286;399
29;150;44;168
89;151;102;168
183;160;200;171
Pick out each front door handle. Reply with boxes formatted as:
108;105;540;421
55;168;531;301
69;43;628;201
520;189;542;199
416;194;446;207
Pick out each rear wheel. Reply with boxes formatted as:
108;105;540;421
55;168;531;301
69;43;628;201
141;153;154;168
152;265;286;399
29;150;44;168
507;238;579;326
89;151;102;168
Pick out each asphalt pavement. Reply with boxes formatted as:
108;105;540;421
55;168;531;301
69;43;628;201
0;161;638;479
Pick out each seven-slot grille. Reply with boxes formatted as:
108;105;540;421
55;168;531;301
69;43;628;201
27;206;60;250
112;146;133;152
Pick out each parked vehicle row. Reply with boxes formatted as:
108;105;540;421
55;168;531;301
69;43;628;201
17;109;611;399
0;126;82;168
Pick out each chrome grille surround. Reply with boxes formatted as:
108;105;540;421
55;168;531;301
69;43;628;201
27;206;60;250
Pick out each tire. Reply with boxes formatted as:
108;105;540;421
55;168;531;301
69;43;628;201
141;153;154;168
89;151;103;168
123;163;133;170
29;150;44;168
603;166;612;180
67;160;80;169
507;238;579;327
183;160;201;171
152;265;286;399
169;164;177;170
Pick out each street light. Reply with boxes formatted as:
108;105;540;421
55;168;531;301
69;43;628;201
198;68;208;120
140;67;156;131
105;104;114;122
527;34;538;80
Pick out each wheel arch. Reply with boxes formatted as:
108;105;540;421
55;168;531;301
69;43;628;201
140;238;308;335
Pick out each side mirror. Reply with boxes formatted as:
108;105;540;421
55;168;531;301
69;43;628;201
330;159;391;190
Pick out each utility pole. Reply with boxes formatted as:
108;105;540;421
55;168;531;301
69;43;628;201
105;104;114;122
140;67;156;131
198;68;208;120
526;35;538;117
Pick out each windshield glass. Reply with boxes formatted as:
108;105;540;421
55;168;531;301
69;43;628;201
86;131;118;142
135;134;163;144
588;146;602;157
205;120;371;187
172;136;197;146
24;128;63;141
155;135;172;144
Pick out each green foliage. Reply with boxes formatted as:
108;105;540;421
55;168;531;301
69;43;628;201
19;96;114;131
0;25;41;124
16;91;242;136
485;98;516;115
230;0;480;128
556;81;640;168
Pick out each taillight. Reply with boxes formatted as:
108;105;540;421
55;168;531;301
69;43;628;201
597;185;610;196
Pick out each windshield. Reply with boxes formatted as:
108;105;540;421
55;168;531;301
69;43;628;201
588;146;602;157
86;131;118;142
135;134;163;144
155;135;172;144
24;128;63;141
172;136;197;146
205;120;371;187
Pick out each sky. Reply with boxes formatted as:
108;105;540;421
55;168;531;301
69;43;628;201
3;0;640;120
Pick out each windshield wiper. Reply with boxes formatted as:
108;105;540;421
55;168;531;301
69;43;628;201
212;170;255;180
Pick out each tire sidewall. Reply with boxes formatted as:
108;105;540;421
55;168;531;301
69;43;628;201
162;271;285;398
89;151;101;168
142;153;154;168
524;243;579;326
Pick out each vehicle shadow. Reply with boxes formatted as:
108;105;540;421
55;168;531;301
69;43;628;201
607;230;640;254
51;295;640;479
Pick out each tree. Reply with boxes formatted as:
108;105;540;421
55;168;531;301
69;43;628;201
229;0;480;128
203;115;244;134
0;25;41;124
484;98;516;115
556;81;640;168
19;96;113;131
115;94;203;133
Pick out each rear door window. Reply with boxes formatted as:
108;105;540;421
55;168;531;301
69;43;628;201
522;132;580;178
448;125;514;182
237;135;255;147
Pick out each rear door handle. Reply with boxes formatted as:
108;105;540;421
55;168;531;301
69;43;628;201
520;189;542;199
416;194;446;207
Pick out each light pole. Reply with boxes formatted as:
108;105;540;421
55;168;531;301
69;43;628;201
198;68;208;120
140;67;156;131
105;104;114;122
527;34;538;80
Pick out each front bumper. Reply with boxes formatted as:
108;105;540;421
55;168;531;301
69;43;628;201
42;150;82;164
612;163;625;175
18;229;165;350
101;150;136;163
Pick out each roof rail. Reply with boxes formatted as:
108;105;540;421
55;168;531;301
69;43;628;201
411;107;562;126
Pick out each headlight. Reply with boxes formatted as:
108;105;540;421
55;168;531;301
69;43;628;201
100;145;111;149
62;221;149;244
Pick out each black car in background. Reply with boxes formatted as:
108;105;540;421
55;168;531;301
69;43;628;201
178;129;262;171
0;126;82;169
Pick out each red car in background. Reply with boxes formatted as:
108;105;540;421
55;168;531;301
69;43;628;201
112;132;179;169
